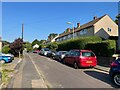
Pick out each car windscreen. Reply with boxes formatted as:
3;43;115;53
82;52;95;57
44;48;50;51
61;52;67;54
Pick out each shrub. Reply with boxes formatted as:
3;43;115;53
57;36;102;51
85;40;116;57
2;45;10;54
46;42;58;50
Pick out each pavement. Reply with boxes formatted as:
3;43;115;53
94;65;110;73
2;58;22;70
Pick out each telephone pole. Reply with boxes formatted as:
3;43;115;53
22;24;24;41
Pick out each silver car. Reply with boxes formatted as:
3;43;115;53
54;51;67;62
40;48;50;56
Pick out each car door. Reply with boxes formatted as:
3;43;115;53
64;51;71;64
69;50;75;64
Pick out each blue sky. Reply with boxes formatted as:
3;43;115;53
2;2;118;42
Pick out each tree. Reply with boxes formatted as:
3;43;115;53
24;42;33;52
39;40;46;44
48;33;58;41
46;42;58;50
9;38;23;56
2;40;10;47
2;45;10;54
32;39;40;46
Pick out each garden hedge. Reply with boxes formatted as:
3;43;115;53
57;36;102;51
57;36;116;57
85;40;116;57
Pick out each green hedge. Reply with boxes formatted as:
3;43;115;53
85;40;116;57
57;36;102;51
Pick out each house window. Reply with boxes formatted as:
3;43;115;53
68;34;71;38
56;39;59;42
74;32;77;37
108;27;112;32
80;30;84;35
84;29;87;34
63;36;66;40
60;38;62;41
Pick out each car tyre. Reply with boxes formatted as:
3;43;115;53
63;59;66;64
113;74;120;86
74;62;79;69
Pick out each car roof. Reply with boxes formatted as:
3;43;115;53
71;49;92;52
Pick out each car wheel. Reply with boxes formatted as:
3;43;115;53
113;74;120;86
58;58;61;62
63;59;66;64
0;60;5;64
74;62;79;69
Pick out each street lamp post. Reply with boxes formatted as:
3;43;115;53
117;14;120;50
67;22;74;39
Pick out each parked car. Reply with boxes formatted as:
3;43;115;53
33;50;40;53
47;50;56;58
0;53;12;64
39;48;50;56
54;51;67;62
0;53;14;60
109;58;120;86
63;50;97;69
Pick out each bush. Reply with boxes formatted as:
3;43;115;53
85;40;116;57
57;36;102;51
46;42;58;50
2;45;10;54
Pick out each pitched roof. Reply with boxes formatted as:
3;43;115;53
58;14;107;38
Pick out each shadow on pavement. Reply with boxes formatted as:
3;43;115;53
84;70;119;88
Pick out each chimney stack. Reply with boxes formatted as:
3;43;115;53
77;23;80;28
67;28;70;32
93;16;97;20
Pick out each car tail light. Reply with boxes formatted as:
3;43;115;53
110;62;118;67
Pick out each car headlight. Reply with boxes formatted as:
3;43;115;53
8;57;11;59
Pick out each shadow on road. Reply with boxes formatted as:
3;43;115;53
84;70;119;88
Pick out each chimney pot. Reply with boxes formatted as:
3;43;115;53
77;23;80;28
93;16;97;20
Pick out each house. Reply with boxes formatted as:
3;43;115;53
56;14;118;42
33;44;39;49
0;37;1;52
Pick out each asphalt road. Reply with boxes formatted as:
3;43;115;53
8;52;119;88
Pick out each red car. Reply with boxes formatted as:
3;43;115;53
33;50;40;53
63;50;97;69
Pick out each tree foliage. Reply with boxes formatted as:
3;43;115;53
46;42;58;50
2;41;10;47
48;33;58;41
24;42;33;52
32;39;40;46
9;38;23;56
2;45;10;54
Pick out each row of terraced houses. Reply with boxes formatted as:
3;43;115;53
53;14;118;43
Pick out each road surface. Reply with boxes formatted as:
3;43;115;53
7;52;118;88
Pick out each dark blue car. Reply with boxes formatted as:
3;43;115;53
109;58;120;86
0;54;12;64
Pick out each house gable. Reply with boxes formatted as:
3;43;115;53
94;15;118;39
